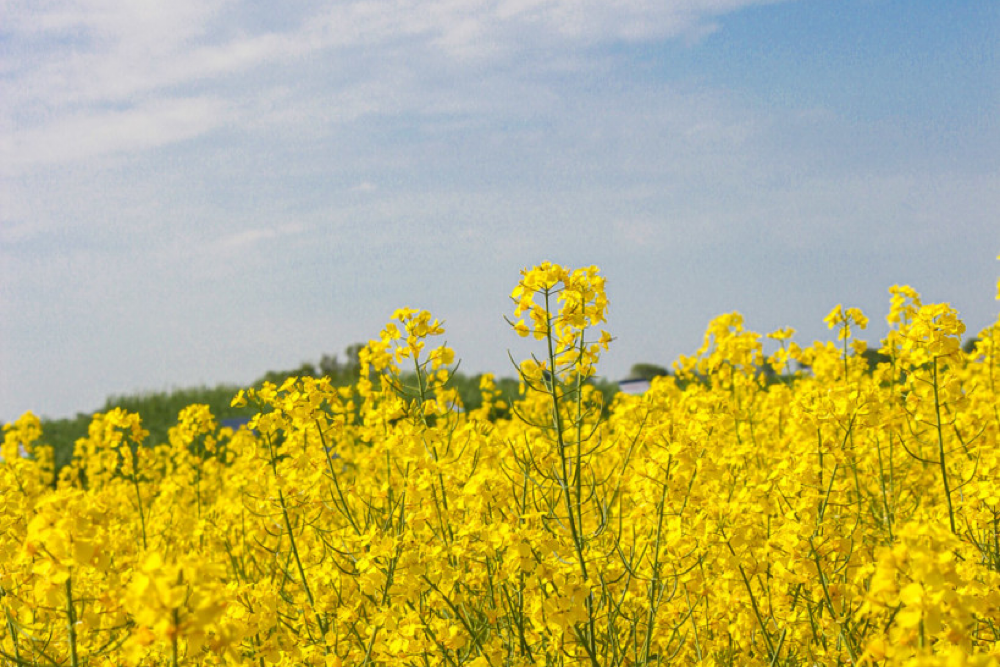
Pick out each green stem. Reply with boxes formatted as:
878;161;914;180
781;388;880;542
316;419;361;535
66;576;80;667
724;539;776;663
642;480;670;662
279;487;327;639
3;587;23;666
541;289;598;667
932;359;957;534
265;432;329;643
543;292;586;575
172;606;180;667
811;546;858;663
130;450;148;550
874;435;895;542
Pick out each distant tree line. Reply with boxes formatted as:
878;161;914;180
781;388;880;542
30;334;971;473
7;343;623;473
627;336;983;388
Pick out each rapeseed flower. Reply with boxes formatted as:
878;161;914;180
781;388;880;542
2;264;999;665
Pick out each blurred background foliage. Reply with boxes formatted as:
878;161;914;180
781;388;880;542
8;344;619;473
13;339;978;474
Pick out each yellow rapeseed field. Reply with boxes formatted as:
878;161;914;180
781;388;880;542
3;262;1000;666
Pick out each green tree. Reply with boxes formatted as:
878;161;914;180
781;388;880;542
628;363;670;380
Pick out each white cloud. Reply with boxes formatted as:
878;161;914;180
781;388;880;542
3;0;788;172
6;97;229;166
215;223;307;251
7;21;305;112
613;218;662;247
305;0;779;60
6;0;786;110
8;0;220;34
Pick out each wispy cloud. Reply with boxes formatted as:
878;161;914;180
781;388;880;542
216;223;308;251
306;0;782;54
3;0;786;168
6;97;229;166
6;13;307;112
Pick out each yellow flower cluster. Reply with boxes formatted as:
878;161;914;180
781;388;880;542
511;262;611;381
2;263;1000;666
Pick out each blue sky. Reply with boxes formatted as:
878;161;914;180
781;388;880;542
2;0;998;422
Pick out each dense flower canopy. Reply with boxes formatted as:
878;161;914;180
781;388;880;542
2;262;1000;666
